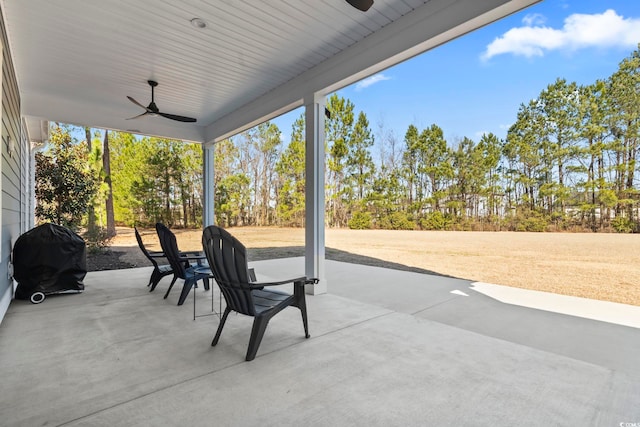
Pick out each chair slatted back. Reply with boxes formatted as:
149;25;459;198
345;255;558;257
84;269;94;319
134;227;159;269
202;225;255;316
156;223;187;280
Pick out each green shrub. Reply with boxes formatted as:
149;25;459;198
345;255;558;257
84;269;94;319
420;211;449;230
611;216;635;233
512;209;548;232
348;211;372;229
378;212;415;230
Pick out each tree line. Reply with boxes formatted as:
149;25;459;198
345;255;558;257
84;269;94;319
35;47;639;233
211;47;640;232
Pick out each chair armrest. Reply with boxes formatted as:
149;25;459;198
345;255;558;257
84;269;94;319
178;254;207;261
179;251;207;266
248;277;317;289
180;250;204;256
148;251;165;258
250;277;306;288
193;266;212;275
216;277;317;289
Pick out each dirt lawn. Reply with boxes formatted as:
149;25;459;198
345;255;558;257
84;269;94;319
110;227;639;306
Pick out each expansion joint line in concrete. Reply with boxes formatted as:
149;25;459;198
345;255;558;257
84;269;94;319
410;295;459;316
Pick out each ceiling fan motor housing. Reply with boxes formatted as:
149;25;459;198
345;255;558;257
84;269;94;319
126;80;197;122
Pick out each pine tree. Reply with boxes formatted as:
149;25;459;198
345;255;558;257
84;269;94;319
276;115;306;226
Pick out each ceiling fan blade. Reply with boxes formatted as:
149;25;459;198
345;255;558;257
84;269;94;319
126;81;196;123
127;96;151;111
346;0;373;11
158;112;197;123
126;111;149;120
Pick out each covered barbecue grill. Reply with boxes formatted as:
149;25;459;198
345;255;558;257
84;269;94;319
13;223;86;303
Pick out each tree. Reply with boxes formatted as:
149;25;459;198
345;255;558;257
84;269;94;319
504;100;546;212
214;138;250;226
538;78;581;215
86;139;108;225
400;123;452;222
607;46;640;226
325;94;355;227
420;124;452;214
179;143;204;227
401;124;421;213
371;120;404;227
577;81;610;230
216;173;251;227
103;130;116;237
347;111;375;203
35;125;97;229
113;136;204;227
244;122;281;225
85;127;97;230
275;115;306;226
110;131;148;225
449;137;479;219
477;133;503;220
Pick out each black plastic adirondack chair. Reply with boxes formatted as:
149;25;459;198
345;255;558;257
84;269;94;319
156;223;211;305
202;225;314;361
135;227;175;291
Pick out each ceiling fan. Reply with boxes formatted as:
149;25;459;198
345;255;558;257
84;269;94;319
127;80;197;123
346;0;373;12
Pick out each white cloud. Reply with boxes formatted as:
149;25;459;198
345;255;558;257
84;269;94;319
355;73;391;90
522;13;546;27
481;9;640;61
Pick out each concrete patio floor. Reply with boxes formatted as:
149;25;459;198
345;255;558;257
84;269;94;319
1;258;639;426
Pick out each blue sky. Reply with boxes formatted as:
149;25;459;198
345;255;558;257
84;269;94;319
272;0;640;149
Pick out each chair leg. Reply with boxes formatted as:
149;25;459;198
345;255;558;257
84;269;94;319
177;278;196;306
148;269;157;287
295;282;310;338
246;315;270;361
149;269;161;291
163;276;178;299
203;277;210;291
299;304;310;339
150;277;160;292
212;307;231;346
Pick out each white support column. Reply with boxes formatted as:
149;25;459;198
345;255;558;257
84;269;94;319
202;143;215;227
304;93;326;295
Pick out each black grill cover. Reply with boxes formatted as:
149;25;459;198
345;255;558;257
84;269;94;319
14;223;86;299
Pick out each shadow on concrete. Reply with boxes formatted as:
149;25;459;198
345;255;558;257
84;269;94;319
248;245;459;279
89;243;462;281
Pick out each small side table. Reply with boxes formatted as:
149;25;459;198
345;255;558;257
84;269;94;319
192;266;221;320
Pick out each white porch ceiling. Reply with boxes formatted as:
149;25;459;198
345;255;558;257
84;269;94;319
2;0;538;144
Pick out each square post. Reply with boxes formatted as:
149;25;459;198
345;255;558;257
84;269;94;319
203;142;215;227
304;93;326;294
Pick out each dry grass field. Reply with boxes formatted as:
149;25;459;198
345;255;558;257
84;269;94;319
117;227;640;306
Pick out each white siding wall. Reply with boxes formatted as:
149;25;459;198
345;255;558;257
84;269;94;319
0;6;25;324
